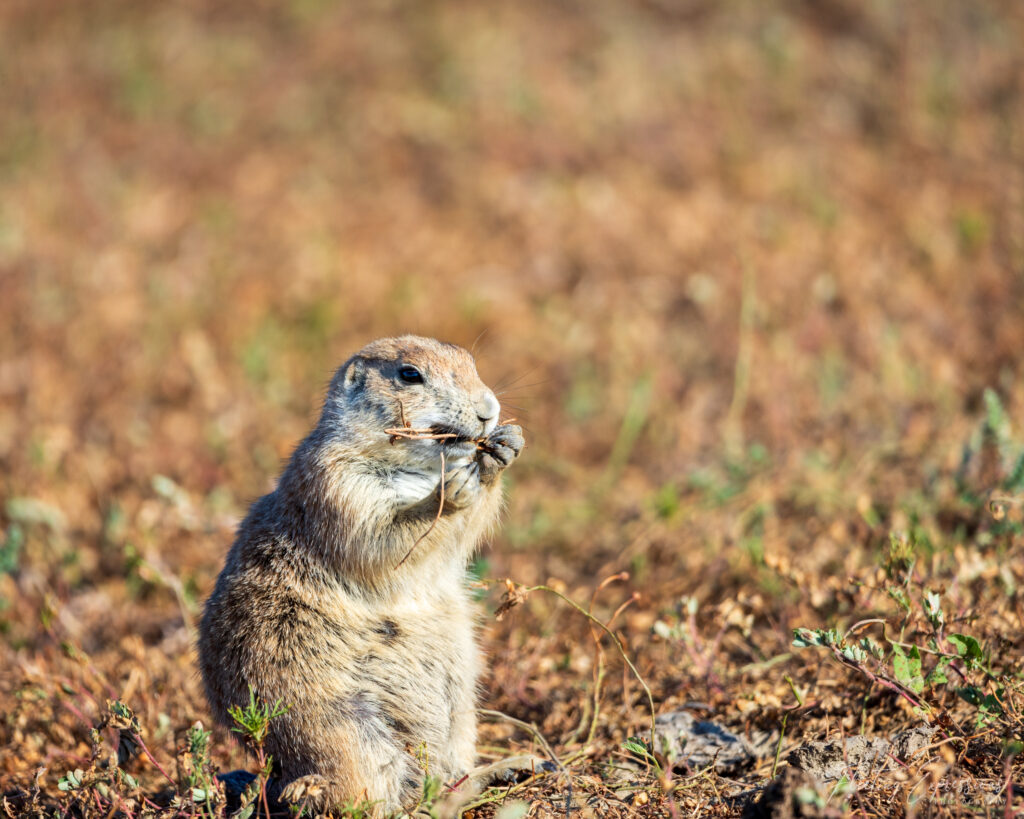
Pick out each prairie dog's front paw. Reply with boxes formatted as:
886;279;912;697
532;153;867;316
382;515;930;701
443;457;482;509
477;424;524;484
392;468;442;511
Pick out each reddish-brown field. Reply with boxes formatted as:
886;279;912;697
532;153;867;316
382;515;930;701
2;1;1023;816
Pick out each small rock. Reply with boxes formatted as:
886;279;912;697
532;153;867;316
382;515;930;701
788;735;889;782
788;725;935;783
892;724;935;761
647;710;766;774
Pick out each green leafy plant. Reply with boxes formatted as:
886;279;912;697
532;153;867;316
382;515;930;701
171;722;224;817
412;773;444;819
793;534;1017;733
228;687;291;819
55;700;168;816
621;736;665;779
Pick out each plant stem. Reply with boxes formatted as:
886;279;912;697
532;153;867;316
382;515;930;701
771;712;788;779
829;647;928;712
477;709;564;774
130;732;177;788
525;585;657;743
257;749;272;819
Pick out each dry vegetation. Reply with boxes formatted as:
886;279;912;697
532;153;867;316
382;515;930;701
2;0;1024;816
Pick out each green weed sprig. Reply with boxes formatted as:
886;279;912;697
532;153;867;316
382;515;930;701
228;687;291;819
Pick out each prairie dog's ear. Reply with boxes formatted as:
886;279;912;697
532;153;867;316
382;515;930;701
342;357;367;393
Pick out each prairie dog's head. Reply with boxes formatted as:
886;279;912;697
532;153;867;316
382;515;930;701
320;335;500;465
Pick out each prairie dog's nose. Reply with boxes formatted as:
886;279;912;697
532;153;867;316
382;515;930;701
475;390;500;433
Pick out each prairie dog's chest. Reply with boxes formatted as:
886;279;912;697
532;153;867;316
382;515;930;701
324;581;480;720
325;578;476;661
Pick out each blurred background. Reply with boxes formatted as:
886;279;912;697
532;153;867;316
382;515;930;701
1;0;1023;810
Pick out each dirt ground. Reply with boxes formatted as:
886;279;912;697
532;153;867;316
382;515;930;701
2;1;1023;816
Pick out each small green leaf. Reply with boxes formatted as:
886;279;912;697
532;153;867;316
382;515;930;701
957;686;1004;723
828;774;853;799
58;769;84;791
420;774;442;803
622;737;651;757
892;644;925;694
0;524;23;574
841;643;867;663
926;656;951;686
792;628;837;649
887;585;911;613
792;629;817;648
859;637;885;660
948;633;982;662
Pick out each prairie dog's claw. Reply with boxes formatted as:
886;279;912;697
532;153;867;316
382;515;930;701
478;424;524;483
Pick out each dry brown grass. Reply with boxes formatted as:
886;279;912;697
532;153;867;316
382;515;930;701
2;0;1024;816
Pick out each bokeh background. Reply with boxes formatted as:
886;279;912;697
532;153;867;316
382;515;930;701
2;0;1023;815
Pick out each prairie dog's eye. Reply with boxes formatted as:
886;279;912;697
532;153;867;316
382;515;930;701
398;365;424;384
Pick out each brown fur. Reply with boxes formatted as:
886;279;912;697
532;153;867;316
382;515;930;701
197;336;523;814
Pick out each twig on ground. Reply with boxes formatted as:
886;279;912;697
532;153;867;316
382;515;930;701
478;709;564;773
478;709;572;818
498;582;658;744
578;573;632;748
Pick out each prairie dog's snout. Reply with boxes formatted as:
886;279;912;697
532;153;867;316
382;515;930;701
474;389;500;434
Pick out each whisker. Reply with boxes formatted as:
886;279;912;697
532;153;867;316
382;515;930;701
470;328;489;357
492;366;544;393
495;381;550;397
493;393;541;401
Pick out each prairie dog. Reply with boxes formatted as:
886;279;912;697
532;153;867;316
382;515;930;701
197;335;523;813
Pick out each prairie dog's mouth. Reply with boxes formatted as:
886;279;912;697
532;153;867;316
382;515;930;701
382;422;483;456
428;424;478;443
427;426;480;457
